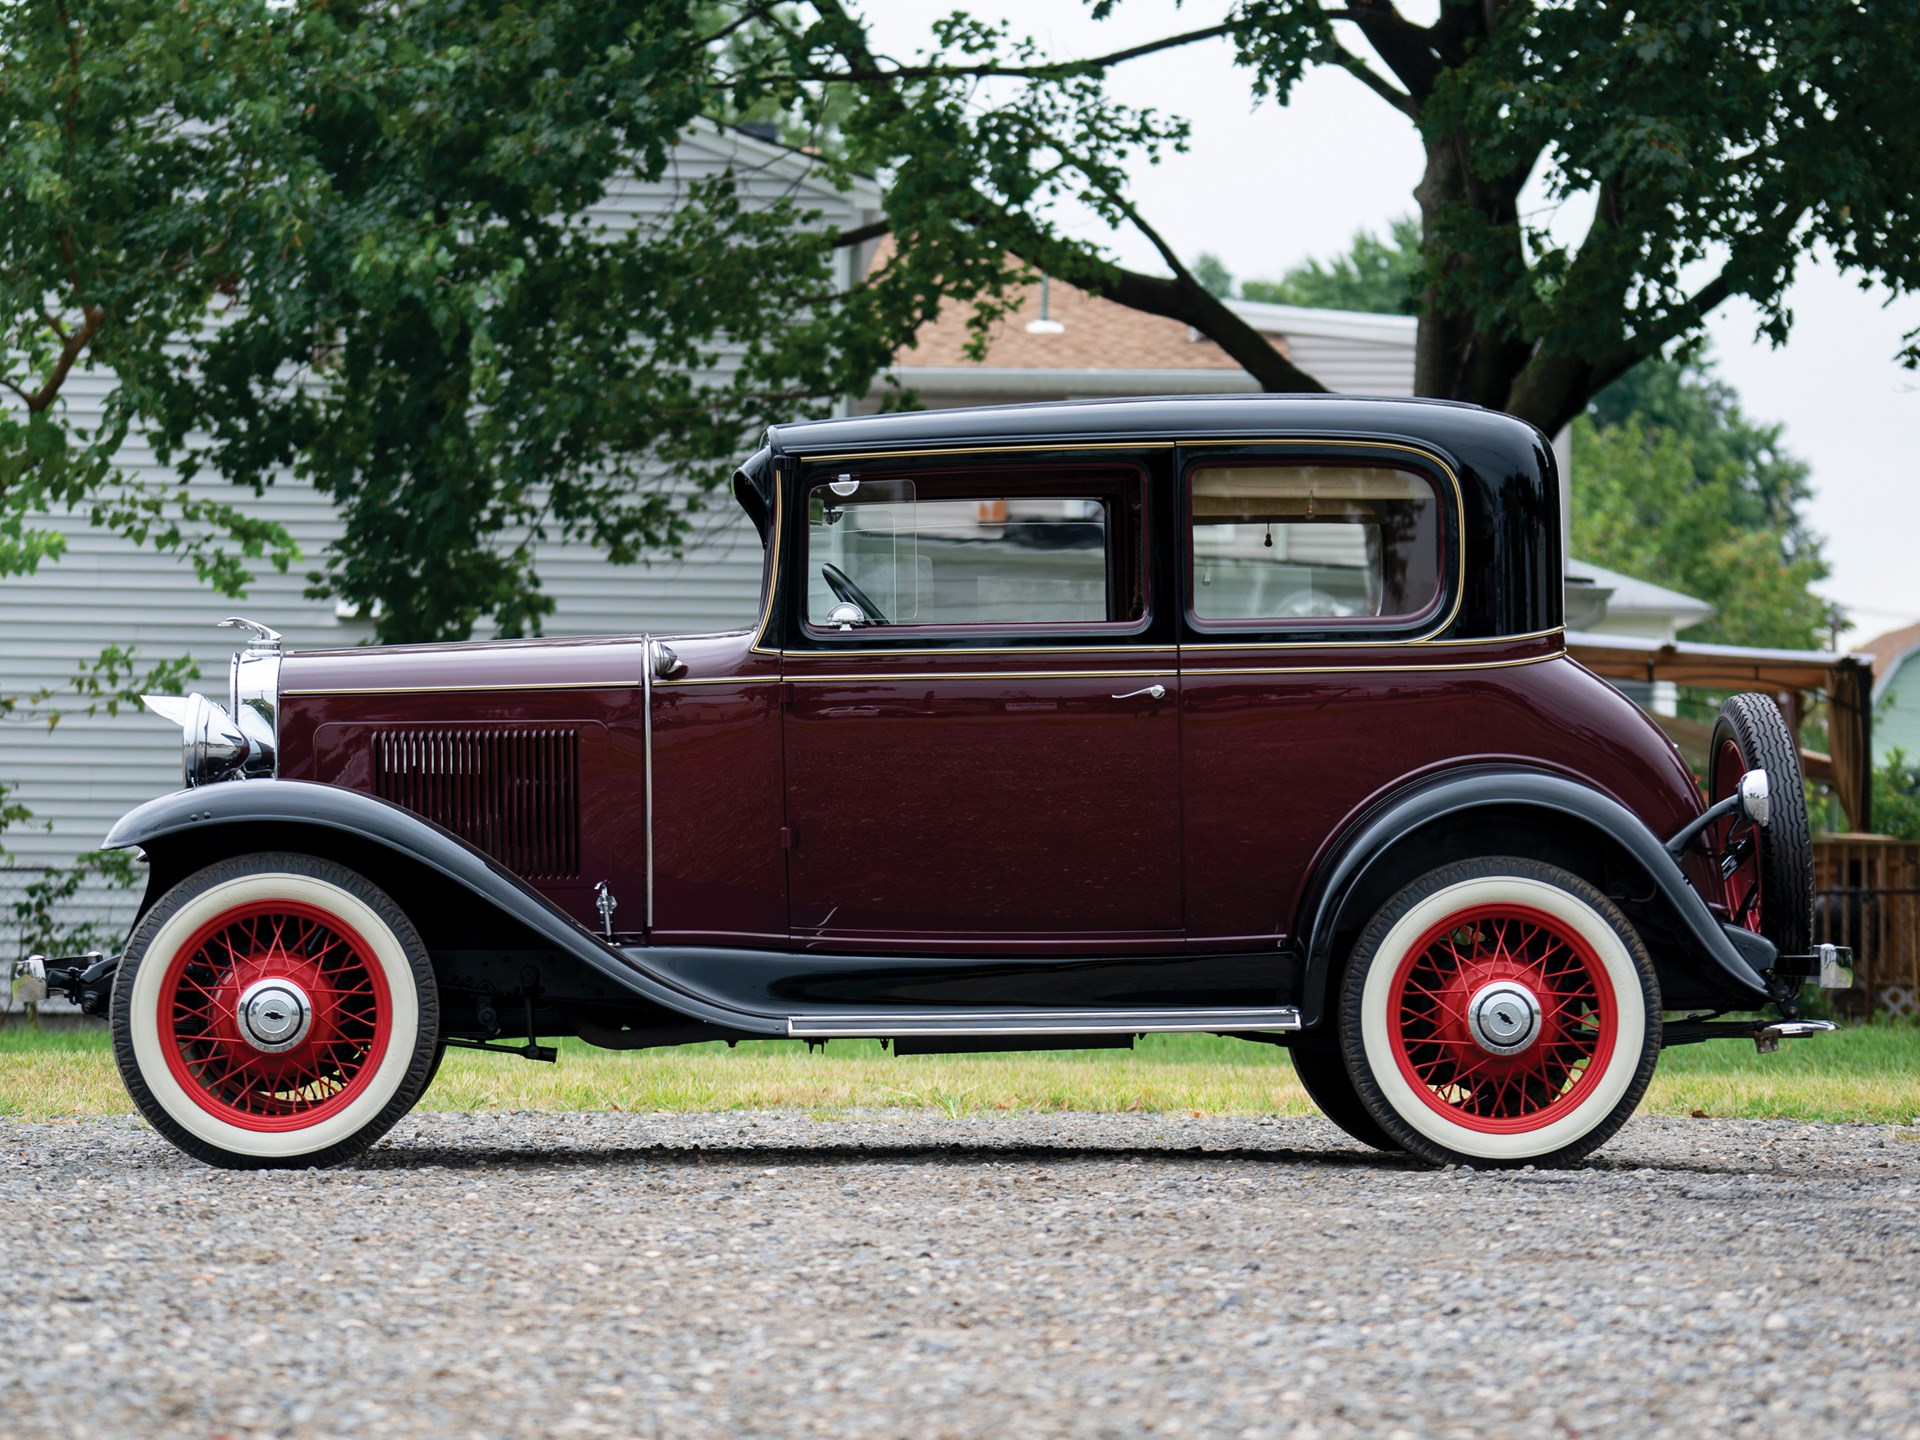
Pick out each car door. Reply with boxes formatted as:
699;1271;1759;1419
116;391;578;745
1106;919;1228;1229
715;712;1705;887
1175;441;1461;948
779;449;1183;954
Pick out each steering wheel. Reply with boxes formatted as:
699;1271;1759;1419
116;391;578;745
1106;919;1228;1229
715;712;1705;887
821;562;888;624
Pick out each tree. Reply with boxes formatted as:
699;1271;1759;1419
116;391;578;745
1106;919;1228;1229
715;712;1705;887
1569;406;1829;650
1242;216;1422;315
739;1;1920;436
1224;214;1835;648
1871;749;1920;844
3;0;308;881
2;2;953;650
1588;345;1818;559
0;1;952;886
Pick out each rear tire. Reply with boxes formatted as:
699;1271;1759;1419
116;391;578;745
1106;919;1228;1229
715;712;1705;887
1709;693;1813;957
1289;1047;1402;1152
1338;857;1661;1168
111;852;440;1169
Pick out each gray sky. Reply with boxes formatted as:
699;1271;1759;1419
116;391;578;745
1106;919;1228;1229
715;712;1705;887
861;0;1920;647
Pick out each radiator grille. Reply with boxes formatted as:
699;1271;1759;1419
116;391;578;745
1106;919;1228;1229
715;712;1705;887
373;728;580;880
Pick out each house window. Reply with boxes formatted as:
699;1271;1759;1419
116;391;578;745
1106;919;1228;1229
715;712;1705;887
804;473;1142;631
1189;464;1441;624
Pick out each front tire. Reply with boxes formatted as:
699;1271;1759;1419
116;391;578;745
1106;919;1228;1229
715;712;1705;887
1338;858;1660;1168
111;853;440;1169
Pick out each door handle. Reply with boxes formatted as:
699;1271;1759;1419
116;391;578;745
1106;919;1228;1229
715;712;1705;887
1111;684;1167;701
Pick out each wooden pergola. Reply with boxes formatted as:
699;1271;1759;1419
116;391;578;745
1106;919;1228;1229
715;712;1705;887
1567;632;1876;832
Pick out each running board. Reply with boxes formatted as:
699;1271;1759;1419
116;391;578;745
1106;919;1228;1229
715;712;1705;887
785;1006;1302;1039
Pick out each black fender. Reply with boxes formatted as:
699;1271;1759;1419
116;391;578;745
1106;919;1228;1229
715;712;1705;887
103;781;788;1035
1296;767;1773;1028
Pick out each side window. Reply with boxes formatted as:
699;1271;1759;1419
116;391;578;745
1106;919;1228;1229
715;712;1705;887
805;472;1142;630
1189;464;1441;624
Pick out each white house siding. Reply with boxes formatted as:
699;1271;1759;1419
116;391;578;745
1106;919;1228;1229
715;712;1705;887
0;124;878;950
1272;334;1416;397
1875;653;1920;764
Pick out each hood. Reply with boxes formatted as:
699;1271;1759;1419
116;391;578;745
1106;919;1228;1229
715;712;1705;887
279;634;656;698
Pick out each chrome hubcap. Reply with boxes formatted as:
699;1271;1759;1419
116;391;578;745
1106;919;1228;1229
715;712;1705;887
1466;982;1542;1056
237;978;313;1054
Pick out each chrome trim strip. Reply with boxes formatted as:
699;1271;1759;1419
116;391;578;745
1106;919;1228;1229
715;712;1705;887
787;1006;1302;1038
654;676;789;687
786;669;1179;685
642;636;655;933
779;628;1563;659
1183;650;1567;677
775;654;1562;685
282;680;641;696
783;641;1178;658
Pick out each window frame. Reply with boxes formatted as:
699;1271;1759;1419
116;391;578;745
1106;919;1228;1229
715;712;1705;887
787;458;1156;649
1179;447;1459;645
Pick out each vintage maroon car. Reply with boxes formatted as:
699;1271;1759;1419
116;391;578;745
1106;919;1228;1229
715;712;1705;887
24;395;1851;1169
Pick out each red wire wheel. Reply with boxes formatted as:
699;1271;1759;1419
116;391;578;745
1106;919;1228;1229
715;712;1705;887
158;899;393;1132
1386;902;1617;1135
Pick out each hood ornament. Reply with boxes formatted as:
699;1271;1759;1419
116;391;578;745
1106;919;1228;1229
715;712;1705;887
218;616;283;648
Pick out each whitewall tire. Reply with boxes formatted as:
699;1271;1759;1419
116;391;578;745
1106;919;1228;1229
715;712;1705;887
1337;857;1661;1167
111;853;439;1168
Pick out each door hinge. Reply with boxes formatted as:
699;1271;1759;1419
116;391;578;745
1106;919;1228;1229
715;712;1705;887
774;681;796;705
780;826;794;850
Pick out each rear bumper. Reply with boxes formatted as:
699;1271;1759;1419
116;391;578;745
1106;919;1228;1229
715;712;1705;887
1780;943;1854;991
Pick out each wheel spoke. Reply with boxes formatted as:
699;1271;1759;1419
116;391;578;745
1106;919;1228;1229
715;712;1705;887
1389;897;1618;1132
159;895;391;1131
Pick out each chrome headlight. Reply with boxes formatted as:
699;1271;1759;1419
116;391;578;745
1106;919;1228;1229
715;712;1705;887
141;616;283;787
141;693;252;787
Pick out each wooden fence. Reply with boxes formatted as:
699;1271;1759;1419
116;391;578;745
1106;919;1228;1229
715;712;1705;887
1814;836;1920;1019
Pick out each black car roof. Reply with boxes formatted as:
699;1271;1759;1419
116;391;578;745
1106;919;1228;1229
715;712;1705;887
755;392;1562;643
765;392;1544;458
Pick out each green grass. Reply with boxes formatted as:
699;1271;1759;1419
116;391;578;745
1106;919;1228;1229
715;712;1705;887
3;1020;1917;1125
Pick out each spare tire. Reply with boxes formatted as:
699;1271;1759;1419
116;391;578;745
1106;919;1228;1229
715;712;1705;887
1708;693;1813;958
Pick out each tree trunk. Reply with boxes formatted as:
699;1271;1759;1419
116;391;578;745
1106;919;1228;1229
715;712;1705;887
1411;133;1533;418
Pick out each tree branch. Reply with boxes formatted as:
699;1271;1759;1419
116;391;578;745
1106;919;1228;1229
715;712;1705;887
807;23;1233;85
1587;269;1735;397
804;0;1326;395
1339;0;1445;104
696;4;778;51
1322;39;1417;117
833;217;891;248
21;305;105;413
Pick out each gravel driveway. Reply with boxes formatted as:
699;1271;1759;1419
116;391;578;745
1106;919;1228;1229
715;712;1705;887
3;1111;1917;1439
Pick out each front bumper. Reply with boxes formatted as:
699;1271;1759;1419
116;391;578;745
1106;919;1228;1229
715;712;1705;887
10;951;118;1015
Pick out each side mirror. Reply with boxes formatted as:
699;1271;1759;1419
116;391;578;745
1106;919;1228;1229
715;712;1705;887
1738;768;1771;828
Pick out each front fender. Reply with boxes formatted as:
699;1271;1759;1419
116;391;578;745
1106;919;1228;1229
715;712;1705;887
1296;767;1773;1028
104;781;787;1034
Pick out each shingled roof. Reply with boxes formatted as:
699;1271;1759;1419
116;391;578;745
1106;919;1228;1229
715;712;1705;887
893;266;1285;372
1862;620;1920;690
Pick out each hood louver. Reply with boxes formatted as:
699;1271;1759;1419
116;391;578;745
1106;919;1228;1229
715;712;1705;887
373;728;580;881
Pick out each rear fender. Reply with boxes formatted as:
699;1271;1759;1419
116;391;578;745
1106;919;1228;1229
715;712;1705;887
103;781;786;1034
1295;767;1773;1028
